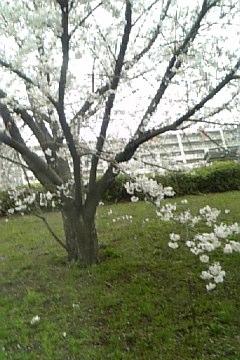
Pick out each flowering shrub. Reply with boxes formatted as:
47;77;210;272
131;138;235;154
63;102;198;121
0;179;80;217
0;186;60;217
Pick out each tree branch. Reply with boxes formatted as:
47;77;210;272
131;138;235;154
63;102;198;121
0;131;62;188
57;0;83;210
87;0;132;196
0;153;30;170
0;88;57;161
132;0;163;27
0;59;57;107
128;0;172;66
69;1;103;38
70;0;171;124
135;0;221;136
35;214;68;251
115;57;240;163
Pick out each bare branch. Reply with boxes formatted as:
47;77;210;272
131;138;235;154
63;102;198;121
0;153;30;170
0;88;55;155
70;0;171;124
0;59;57;107
35;214;68;251
132;0;163;27
57;0;83;210
115;57;240;163
87;0;132;195
69;1;103;38
135;0;221;137
0;131;62;187
128;0;172;66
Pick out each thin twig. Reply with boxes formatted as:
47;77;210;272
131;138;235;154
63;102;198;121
35;213;68;251
0;153;30;170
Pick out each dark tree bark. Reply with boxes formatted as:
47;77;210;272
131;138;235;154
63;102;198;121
61;200;98;264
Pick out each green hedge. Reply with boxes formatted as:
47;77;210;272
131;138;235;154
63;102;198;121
1;161;240;216
154;161;240;196
101;161;240;202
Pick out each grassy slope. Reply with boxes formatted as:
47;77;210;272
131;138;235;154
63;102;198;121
0;192;240;360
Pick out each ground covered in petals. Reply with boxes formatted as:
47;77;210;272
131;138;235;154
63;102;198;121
0;191;240;359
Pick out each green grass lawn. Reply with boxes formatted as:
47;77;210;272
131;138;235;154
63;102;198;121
0;191;240;360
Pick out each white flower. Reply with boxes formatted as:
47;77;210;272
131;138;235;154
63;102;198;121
224;209;230;214
131;196;139;203
164;187;175;197
209;262;222;276
169;233;180;242
214;274;225;283
168;241;179;249
30;315;40;325
199;206;220;226
45;148;52;157
178;210;192;224
223;243;232;254
191;247;203;255
201;271;213;280
124;182;135;195
191;216;201;226
214;223;232;239
72;303;80;309
206;282;216;291
199;254;209;263
186;240;195;248
229;241;240;252
62;332;67;338
46;191;53;201
181;199;188;204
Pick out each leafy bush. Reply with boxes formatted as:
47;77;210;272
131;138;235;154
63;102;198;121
102;174;131;203
154;161;240;196
102;161;240;202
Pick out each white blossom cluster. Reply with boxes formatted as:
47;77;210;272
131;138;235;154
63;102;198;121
168;233;181;249
56;180;75;199
112;215;133;223
156;203;177;221
106;208;133;224
124;175;175;206
201;262;226;291
199;205;221;226
125;175;240;292
2;188;60;217
164;202;240;291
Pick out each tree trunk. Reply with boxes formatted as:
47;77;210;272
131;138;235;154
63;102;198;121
61;201;98;265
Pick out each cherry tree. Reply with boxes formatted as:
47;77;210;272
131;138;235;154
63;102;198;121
0;0;239;264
